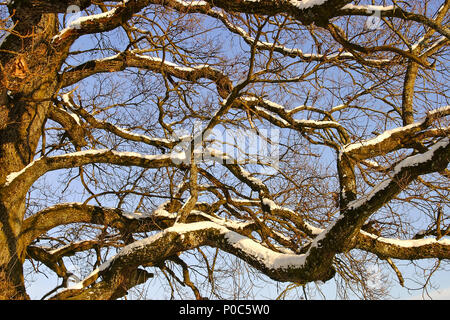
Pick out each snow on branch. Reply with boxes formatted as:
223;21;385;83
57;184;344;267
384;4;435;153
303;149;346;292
47;102;88;148
59;220;316;297
21;202;255;247
205;148;270;195
336;3;450;39
52;1;131;44
212;9;394;66
58;95;176;149
341;105;450;160
357;231;450;260
420;36;449;56
340;4;395;13
61;50;232;98
347;137;450;212
2;149;180;201
241;97;348;138
147;0;354;27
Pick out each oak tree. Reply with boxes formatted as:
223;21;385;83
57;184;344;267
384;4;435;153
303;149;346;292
0;0;449;300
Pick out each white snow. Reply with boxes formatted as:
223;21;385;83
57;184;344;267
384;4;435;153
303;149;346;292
69;10;116;27
52;1;130;42
341;4;395;12
121;210;151;220
226;0;329;10
5;171;22;186
174;0;208;7
262;198;280;211
53;149;173;163
190;210;253;230
342;105;450;155
239;168;266;189
103;121;173;146
61;93;71;105
309;217;340;249
342;122;420;153
117;221;222;257
411;35;426;51
260;199;323;236
4;159;37;187
132;52;223;75
134;53;182;68
362;159;381;168
242;97;343;129
361;230;450;248
2;150;174;188
154;222;307;271
260;99;287;111
427;105;450;117
193;64;221;72
214;12;358;63
389;137;449;174
65;258;111;291
223;20;387;65
294;119;342;128
225;231;307;269
61;93;81;125
254;106;291;126
414;36;447;54
43;202;84;211
153;202;177;219
95;53;122;62
290;0;328;10
230;198;260;206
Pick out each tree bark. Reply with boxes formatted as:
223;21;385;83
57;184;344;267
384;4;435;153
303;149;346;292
0;10;60;299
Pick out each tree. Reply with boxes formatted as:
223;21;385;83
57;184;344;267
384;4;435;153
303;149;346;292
0;0;449;300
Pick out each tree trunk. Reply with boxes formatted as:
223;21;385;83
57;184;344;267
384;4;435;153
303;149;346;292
0;198;28;299
0;11;60;299
0;96;53;299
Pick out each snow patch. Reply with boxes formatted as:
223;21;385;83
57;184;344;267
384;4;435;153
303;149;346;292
361;230;450;248
225;231;306;269
343;122;420;153
290;0;329;10
4;160;37;187
61;93;81;125
121;210;151;220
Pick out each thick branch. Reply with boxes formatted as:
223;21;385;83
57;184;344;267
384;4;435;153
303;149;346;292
47;104;87;148
60;51;233;98
20;202;255;247
356;231;450;260
341;106;450;162
1;150;180;209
